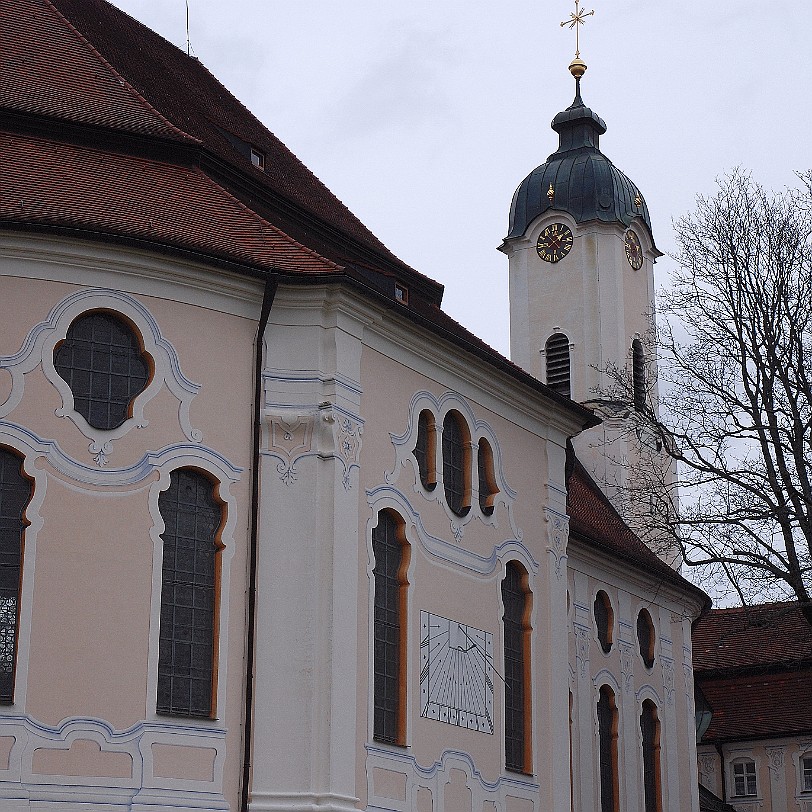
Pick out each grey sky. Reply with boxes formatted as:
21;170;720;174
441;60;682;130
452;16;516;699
110;1;812;356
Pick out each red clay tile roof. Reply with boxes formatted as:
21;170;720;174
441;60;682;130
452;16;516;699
699;669;812;742
4;0;424;283
693;602;812;673
566;449;709;605
1;132;340;274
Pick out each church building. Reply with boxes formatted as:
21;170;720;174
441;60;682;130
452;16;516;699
0;1;709;810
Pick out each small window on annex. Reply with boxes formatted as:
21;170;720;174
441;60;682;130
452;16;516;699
0;448;31;705
637;608;655;669
732;759;757;797
413;410;436;491
54;311;151;431
632;338;646;411
442;411;470;517
157;468;223;718
545;333;571;398
802;755;812;792
477;438;498;516
594;591;614;654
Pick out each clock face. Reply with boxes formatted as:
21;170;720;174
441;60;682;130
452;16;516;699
536;223;573;263
625;229;643;270
420;611;494;734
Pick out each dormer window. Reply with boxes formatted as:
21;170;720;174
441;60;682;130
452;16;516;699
394;283;409;304
250;148;265;170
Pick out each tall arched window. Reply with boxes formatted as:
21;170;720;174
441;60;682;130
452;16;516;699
0;448;31;705
477;438;498;516
637;608;656;669
54;311;150;430
598;686;619;812
640;700;662;812
157;468;223;718
632;338;646;411
413;410;436;491
372;510;410;744
594;591;614;654
502;561;532;773
442;411;470;516
545;333;571;398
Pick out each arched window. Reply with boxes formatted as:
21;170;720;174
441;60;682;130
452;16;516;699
413;410;436;491
640;700;662;812
637;608;655;669
502;561;532;773
594;591;614;654
732;758;758;797
372;510;410;744
632;338;646;411
0;448;31;705
54;311;150;430
157;468;223;718
477;437;498;516
442;411;470;517
545;333;571;398
598;686;619;812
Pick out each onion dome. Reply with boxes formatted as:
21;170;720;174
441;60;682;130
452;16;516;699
506;78;655;247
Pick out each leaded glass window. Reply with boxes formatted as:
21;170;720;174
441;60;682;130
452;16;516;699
545;333;571;397
594;591;613;654
157;469;221;718
637;608;655;669
0;449;29;705
598;686;619;812
442;411;469;516
372;511;408;744
503;561;531;773
414;410;436;491
54;311;149;430
641;700;662;812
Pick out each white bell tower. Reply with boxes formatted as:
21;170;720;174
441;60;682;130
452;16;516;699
499;61;677;562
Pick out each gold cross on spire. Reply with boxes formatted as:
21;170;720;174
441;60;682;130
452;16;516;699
560;0;594;60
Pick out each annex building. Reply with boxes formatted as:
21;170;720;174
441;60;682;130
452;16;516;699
1;1;713;810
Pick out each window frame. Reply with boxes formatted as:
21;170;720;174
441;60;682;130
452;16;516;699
156;467;225;719
372;510;410;746
637;608;656;669
731;758;758;798
413;410;437;492
502;560;533;774
640;699;662;812
53;309;152;432
477;437;498;516
442;410;471;517
597;685;619;812
594;590;614;654
802;755;812;792
545;332;572;398
0;447;32;706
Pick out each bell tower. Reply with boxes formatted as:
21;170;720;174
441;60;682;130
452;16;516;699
499;50;677;562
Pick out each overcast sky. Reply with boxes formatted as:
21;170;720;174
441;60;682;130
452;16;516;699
109;0;811;357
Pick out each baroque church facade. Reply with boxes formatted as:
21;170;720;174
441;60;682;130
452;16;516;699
0;1;708;811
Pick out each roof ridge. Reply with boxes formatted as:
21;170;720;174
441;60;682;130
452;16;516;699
41;0;198;144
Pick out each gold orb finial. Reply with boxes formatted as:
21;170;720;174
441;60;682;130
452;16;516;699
547;183;555;202
568;57;587;79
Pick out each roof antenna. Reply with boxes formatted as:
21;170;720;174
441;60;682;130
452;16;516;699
185;0;195;57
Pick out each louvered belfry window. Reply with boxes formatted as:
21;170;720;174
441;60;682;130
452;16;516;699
545;333;571;397
632;338;646;411
372;511;407;744
0;449;30;705
157;468;221;717
54;311;149;431
503;561;531;773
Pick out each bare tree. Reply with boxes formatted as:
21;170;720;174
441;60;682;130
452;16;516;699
615;171;812;620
